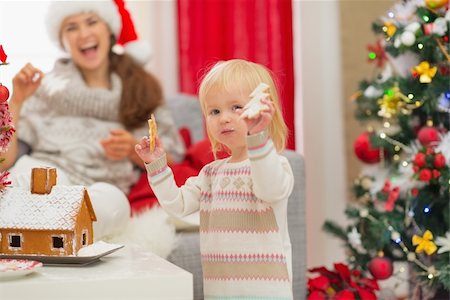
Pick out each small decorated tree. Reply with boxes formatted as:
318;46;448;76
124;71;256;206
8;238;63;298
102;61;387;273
309;1;450;299
0;44;15;190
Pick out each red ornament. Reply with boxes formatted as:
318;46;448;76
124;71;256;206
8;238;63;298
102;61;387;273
419;168;432;182
413;152;426;167
417;126;440;147
368;257;393;280
0;84;10;102
354;132;381;164
434;153;446;168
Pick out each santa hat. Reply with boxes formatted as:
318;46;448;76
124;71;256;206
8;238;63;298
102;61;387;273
45;0;151;65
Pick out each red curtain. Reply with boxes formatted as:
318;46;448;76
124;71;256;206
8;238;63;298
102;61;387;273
177;0;295;150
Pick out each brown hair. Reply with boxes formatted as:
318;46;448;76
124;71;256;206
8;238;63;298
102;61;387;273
109;52;163;130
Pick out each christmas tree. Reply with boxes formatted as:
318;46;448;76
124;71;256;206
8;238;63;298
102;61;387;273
0;44;14;190
315;0;449;298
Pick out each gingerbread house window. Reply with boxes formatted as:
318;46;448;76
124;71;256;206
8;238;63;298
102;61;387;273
52;236;64;249
9;234;21;248
82;230;87;246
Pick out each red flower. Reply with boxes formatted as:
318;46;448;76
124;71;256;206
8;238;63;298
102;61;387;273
434;153;446;168
411;188;419;197
308;291;326;300
419;168;432;182
335;290;355;300
307;263;379;300
308;276;331;291
413;152;426;167
367;40;387;68
426;147;434;155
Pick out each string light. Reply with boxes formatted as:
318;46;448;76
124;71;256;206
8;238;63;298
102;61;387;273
424;206;431;213
402;161;409;167
379;132;412;153
418;43;424;49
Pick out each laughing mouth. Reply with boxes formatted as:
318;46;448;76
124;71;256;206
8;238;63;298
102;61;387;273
80;43;98;54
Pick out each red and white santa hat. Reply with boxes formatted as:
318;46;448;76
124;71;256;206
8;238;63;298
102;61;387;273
45;0;151;65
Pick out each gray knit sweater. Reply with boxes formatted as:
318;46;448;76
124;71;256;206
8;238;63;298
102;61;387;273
18;59;185;193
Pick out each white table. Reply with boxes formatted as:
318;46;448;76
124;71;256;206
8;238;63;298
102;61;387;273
0;246;193;300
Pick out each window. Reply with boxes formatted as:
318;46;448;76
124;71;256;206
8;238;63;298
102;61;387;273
9;234;21;248
52;236;64;249
82;232;87;246
0;2;63;92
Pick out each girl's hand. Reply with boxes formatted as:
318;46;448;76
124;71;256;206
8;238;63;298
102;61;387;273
11;63;44;105
135;136;166;164
240;98;275;135
100;129;136;161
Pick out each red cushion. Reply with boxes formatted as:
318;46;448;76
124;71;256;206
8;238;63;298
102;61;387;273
128;162;199;214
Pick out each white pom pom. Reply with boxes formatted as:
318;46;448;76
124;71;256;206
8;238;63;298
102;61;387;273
401;31;416;46
124;40;152;65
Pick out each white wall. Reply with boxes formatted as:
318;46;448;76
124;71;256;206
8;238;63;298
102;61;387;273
128;0;179;98
296;1;348;269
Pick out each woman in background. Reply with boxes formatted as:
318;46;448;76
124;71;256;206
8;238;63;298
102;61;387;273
1;1;185;239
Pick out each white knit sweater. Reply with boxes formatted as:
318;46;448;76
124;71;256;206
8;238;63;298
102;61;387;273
18;59;185;193
146;131;294;299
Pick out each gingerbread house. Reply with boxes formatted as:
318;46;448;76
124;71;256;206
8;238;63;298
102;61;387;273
0;167;96;256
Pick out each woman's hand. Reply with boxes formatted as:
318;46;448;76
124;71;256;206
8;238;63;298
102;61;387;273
135;136;166;164
11;63;44;105
240;98;275;135
100;129;137;161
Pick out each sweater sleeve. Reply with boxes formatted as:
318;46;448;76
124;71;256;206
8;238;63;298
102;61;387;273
145;154;204;217
247;130;294;203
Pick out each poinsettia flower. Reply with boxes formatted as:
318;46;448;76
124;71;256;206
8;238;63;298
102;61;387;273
335;290;355;300
308;276;330;291
307;291;326;300
367;40;387;68
358;287;377;300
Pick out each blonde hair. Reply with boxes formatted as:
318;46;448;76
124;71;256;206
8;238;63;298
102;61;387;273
198;59;288;157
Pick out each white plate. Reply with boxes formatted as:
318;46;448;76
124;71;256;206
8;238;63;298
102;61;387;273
0;259;43;280
0;243;124;267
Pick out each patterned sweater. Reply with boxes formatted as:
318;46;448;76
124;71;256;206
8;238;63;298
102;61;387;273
18;59;185;193
146;131;294;299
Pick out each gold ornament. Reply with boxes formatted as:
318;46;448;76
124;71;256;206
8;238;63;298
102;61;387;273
412;230;437;255
425;0;448;9
412;61;437;83
377;86;410;118
383;22;397;37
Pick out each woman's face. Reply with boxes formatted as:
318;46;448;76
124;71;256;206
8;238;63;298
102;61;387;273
60;12;112;73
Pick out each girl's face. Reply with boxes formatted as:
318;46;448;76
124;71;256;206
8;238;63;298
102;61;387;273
60;12;111;74
204;88;250;160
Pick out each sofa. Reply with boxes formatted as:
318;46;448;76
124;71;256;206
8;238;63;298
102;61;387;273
163;94;307;300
